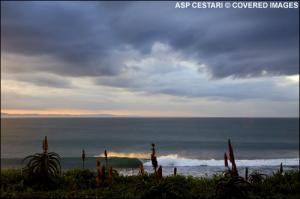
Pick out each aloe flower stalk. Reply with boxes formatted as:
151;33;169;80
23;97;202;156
96;160;101;169
280;162;283;174
104;150;108;168
82;149;86;169
224;152;228;167
151;143;158;172
228;139;235;164
109;166;113;177
245;167;248;181
157;166;162;179
139;164;145;175
101;166;106;181
109;166;113;185
174;167;177;176
42;136;48;153
96;160;101;187
228;139;238;176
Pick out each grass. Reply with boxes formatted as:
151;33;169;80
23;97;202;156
1;168;299;199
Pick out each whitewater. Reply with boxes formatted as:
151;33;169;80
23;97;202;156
142;154;299;167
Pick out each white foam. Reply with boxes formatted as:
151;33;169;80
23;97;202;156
143;154;299;167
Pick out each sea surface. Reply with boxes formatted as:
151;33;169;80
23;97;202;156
1;117;299;176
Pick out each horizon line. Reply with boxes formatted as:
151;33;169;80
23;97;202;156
1;115;298;119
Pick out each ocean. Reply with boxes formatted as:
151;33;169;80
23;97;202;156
1;117;299;176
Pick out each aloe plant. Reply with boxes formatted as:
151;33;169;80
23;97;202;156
22;136;61;188
248;171;267;184
216;174;250;199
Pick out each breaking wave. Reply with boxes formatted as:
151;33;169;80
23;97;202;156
94;151;149;159
143;154;299;167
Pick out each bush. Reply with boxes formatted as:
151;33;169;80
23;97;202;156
1;169;24;192
62;168;96;190
1;169;299;199
216;172;251;199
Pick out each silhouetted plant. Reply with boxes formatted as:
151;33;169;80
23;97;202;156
101;166;106;181
279;162;283;174
104;150;108;168
151;143;158;173
109;166;113;185
245;167;249;181
22;136;61;189
224;152;229;168
217;139;251;198
96;160;102;187
248;171;267;184
228;139;238;176
139;164;145;176
216;174;250;199
81;149;86;169
157;166;163;180
173;167;177;176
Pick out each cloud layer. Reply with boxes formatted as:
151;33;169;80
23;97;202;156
2;2;298;78
1;2;299;116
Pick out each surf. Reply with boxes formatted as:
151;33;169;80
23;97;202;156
143;154;299;167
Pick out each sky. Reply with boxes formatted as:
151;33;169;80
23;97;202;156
1;2;299;117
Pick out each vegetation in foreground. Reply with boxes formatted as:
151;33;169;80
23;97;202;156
1;168;299;199
1;136;299;198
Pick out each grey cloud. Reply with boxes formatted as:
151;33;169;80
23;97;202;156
1;1;299;105
108;5;299;77
1;2;126;76
16;74;73;88
1;2;298;79
96;77;298;101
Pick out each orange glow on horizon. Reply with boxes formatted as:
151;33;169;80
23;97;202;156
1;109;201;117
94;151;150;159
1;109;131;116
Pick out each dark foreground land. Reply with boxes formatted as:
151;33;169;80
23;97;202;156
1;168;299;199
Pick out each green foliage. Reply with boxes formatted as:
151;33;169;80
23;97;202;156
23;152;61;176
216;172;251;199
248;171;267;184
0;169;25;192
1;169;299;199
62;169;96;190
22;152;61;189
250;170;300;199
134;175;201;198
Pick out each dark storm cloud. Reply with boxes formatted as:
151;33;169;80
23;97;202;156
1;2;126;76
1;2;299;79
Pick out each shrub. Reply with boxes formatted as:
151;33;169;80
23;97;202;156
0;169;24;192
248;171;267;184
216;173;251;199
22;136;61;190
63;169;96;190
